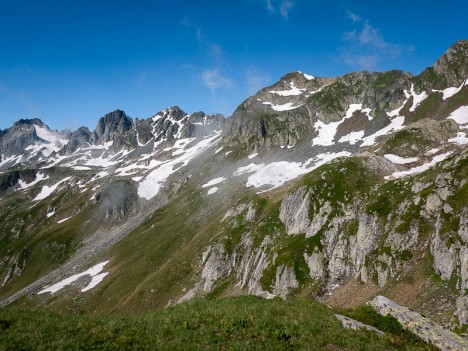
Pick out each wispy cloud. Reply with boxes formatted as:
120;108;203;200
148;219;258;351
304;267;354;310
245;67;271;94
346;10;361;23
279;0;293;19
136;71;147;90
339;12;413;70
182;17;223;61
261;0;294;19
201;68;234;95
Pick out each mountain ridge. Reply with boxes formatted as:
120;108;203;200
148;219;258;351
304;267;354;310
0;40;468;338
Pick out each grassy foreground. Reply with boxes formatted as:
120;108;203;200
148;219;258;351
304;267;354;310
0;296;436;351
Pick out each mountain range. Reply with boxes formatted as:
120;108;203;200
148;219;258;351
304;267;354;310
1;40;468;348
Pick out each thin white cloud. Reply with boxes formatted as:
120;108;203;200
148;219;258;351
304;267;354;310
265;0;274;13
201;68;234;95
347;10;361;23
245;68;271;94
339;12;412;70
136;71;147;90
182;17;223;61
261;0;294;19
279;0;293;19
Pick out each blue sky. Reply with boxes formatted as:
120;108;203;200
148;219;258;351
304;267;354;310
0;0;467;131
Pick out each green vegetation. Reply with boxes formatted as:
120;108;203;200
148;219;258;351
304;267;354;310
0;296;436;350
311;81;348;114
380;128;432;157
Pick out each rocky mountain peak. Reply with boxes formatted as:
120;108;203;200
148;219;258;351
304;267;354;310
417;39;468;90
92;109;133;145
13;118;46;128
0;119;43;158
433;39;468;86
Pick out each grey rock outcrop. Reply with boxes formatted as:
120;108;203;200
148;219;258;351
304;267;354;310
59;126;92;155
279;186;310;235
335;314;385;336
371;295;467;351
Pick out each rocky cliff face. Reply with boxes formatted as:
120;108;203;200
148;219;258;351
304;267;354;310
197;151;468;326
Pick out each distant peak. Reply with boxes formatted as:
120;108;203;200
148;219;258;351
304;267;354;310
14;118;45;128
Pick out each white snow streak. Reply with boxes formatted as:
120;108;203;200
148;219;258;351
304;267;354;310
263;102;302;111
405;84;428;112
207;187;219;195
202;177;226;188
384;154;418;164
386;152;452;179
269;82;305;96
57;216;72;224
18;172;49;189
34;177;71;201
434;79;467;100
38;261;110;294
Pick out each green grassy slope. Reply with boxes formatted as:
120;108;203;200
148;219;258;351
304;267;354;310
0;296;436;351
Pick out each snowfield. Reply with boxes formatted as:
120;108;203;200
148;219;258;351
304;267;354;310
138;132;221;200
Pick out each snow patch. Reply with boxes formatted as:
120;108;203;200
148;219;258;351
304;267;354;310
32;125;69;157
405;84;428;112
434;79;467;100
300;72;315;80
448;132;468;145
448;106;468;126
138;132;221;200
248;153;258;159
18;172;49;189
426;148;439;155
384;154;418;164
38;261;110;294
386;152;452;179
263;102;302;111
57;216;72;224
361;116;405;147
234;151;351;190
269;81;305;96
207;187;218;195
338;130;365;145
313;104;363;146
34;177;71;201
202;177;226;188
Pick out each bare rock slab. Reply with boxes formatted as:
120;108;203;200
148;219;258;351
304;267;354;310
370;295;467;351
335;314;385;336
